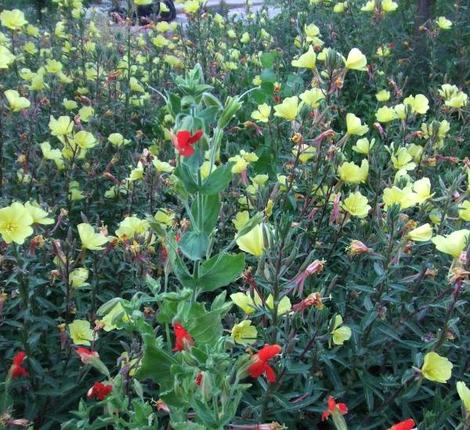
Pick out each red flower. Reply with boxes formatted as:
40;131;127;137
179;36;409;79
321;396;348;421
75;347;99;364
10;351;28;379
173;130;203;157
87;382;113;401
173;323;194;352
195;372;203;386
389;419;416;430
247;344;282;384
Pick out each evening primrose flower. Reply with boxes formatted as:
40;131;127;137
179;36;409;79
352;138;375;155
24;202;54;225
344;48;367;71
236;224;266;256
266;294;292;316
291;45;316;68
304;23;323;46
153;158;174;173
0;46;15;69
436;16;452;30
231;320;257;345
376;106;398;123
299;88;325;108
40;142;64;170
458;201;470;221
421;352;453;383
342;192;371;218
408;224;433;242
129;162;144;182
78;223;109;251
108;133;130;147
154;209;175;227
4;90;30;112
391;147;416;171
432;229;470;258
274;96;300;121
0;9;27;31
232;211;250;231
413;177;432;204
404;94;429;115
456;381;470;412
115;216;149;240
331;315;352;346
73;131;97;150
381;0;398;12
346;113;369;136
251;103;271;123
376;89;391;102
0;202;34;245
383;186;417;210
49;116;73;137
338;160;369;184
361;0;375;11
70;267;89;288
230;291;262;314
333;2;347;13
68;320;95;346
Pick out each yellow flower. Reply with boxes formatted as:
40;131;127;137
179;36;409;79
361;1;375;12
230;291;262;314
154;209;175;227
0;9;27;31
421;352;453;383
408;224;433;242
0;202;34;245
436;16;452;30
40;141;64;170
432;229;470;258
49;116;73;137
404;94;429;115
184;0;200;14
299;88;325;108
344;48;367;71
291;45;316;69
458;201;470;221
346;113;369;136
24;202;54;225
70;267;89;288
394;103;407;120
333;2;347;13
72;131;97;150
115;216;149;240
108;133;130;147
376;89;391;102
78;223;109;251
78;106;94;122
100;302;129;332
231;320;257;345
153;158;174;173
266;294;292;316
383;186;417;210
391;147;416;171
376;106;398;123
342;192;371;218
129;162;144;182
251;103;271;123
331;315;352;346
274;96;300;121
413;177;432;204
0;46;15;69
236;224;266;257
381;0;398;12
4;90;30;112
338;159;369;184
352;138;375;155
68;319;95;346
134;0;152;4
232;211;250;231
456;381;470;412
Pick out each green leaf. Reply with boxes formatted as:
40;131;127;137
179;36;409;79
198;253;245;292
174;164;199;193
191;194;220;234
260;51;277;68
200;163;234;195
179;230;209;260
136;342;177;388
260;68;276;83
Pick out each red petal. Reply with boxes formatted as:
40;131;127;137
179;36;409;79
176;130;191;146
390;419;416;430
321;410;330;422
337;402;348;415
248;359;267;378
257;344;282;362
13;351;26;366
264;364;277;383
187;130;203;145
327;396;336;412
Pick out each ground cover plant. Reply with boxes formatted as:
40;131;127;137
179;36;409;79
0;0;469;428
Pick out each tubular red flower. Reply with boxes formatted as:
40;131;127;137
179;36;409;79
87;382;113;401
389;419;416;430
174;130;203;157
75;347;99;364
10;351;28;379
248;344;281;384
321;395;348;421
173;322;194;352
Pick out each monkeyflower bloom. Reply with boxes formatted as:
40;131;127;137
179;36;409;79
10;351;28;379
173;130;203;157
173;323;194;352
388;419;416;430
87;382;113;401
321;396;348;424
421;352;453;383
248;344;282;383
75;347;99;364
